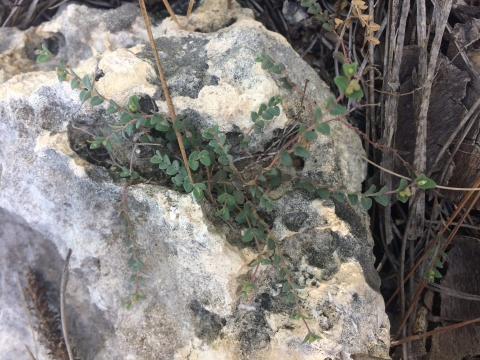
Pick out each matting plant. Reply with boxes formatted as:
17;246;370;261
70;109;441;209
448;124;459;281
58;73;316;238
36;32;441;341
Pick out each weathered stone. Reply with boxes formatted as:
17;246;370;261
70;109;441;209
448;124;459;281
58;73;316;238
0;3;146;84
0;1;390;359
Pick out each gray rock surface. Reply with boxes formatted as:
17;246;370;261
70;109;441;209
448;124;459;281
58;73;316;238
0;1;390;359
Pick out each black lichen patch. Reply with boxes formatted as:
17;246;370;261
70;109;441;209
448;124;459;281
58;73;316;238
281;228;340;281
303;229;338;269
283;211;309;232
137;36;218;100
332;201;380;290
188;300;226;343
237;310;271;357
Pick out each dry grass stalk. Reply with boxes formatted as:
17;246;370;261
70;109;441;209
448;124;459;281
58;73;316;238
25;268;69;360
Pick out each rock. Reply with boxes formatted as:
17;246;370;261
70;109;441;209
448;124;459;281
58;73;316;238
0;3;146;84
0;1;390;359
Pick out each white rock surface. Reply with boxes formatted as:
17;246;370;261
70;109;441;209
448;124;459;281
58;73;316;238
0;1;390;359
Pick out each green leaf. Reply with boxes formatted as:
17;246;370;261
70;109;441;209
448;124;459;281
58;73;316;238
255;120;265;129
150;155;163;164
90;96;104;106
375;194;389;206
300;0;311;6
56;67;66;81
262;111;274;120
294;145;309;158
313;107;322;123
397;178;408;192
286;293;296;302
282;282;292;293
41;44;52;55
129;95;141;112
317;188;330;199
193;188;204;201
188;150;199;161
251;111;259;122
136;117;146;130
218;156;229;165
363;184;377;195
268;96;276;107
258;103;267;115
273;253;281;266
432;268;442;279
36;54;51;63
298;123;307;136
333;191;345;202
82;75;92;90
89;141;100;149
235;211;246;224
155;117;171;132
189;160;199;171
166;160;180;175
79;90;91;103
303;130;317;140
267;237;275;250
437;247;447;259
342;62;358;77
253;227;267;239
345;88;364;99
302;332;321;344
281;77;293;89
71;79;80;89
173;119;184;131
315;122;331;135
347;194;359;205
104;140;112;151
120;112;132;124
361;197;373;211
269;65;281;74
222;208;230;220
194;183;206;190
396;179;411;203
330;104;347;116
199;154;211;166
334;75;348;93
333;51;345;63
106;105;118;114
270;106;280;116
242;228;254;242
434;257;444;268
125;123;134;137
280;152;293;166
323;23;333;31
233;190;244;204
414;174;436;189
262;60;274;70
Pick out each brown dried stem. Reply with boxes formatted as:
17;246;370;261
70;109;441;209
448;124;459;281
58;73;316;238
60;249;74;360
137;0;193;183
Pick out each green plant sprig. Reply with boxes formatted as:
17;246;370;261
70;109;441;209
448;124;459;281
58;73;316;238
36;41;439;344
253;53;362;175
36;44;372;343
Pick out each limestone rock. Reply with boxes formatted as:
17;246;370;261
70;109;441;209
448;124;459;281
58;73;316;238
0;1;390;359
0;3;146;84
